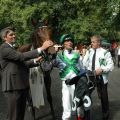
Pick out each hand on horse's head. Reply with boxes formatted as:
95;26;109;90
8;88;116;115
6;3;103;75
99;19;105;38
35;56;44;63
40;40;53;51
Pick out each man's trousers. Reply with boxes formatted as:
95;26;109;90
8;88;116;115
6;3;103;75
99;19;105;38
4;89;29;120
96;76;109;120
62;81;75;120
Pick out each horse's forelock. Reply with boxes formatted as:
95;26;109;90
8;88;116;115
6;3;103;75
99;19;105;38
38;27;51;40
31;26;55;54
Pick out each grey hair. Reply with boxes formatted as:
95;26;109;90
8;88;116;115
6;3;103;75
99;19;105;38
0;27;13;40
91;35;102;44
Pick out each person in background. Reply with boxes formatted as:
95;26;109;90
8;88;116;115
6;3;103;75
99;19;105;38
0;27;53;120
0;65;1;83
74;45;78;52
117;44;120;67
81;45;88;59
83;35;114;120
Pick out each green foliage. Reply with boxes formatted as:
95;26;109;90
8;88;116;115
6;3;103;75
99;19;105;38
0;0;120;45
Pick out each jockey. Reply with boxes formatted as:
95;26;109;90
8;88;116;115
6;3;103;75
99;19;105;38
55;34;91;120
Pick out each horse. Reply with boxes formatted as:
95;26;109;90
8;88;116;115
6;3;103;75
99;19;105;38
18;26;56;120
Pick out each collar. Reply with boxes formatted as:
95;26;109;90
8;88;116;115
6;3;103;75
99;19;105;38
64;49;73;54
92;47;102;51
5;42;13;47
5;42;15;48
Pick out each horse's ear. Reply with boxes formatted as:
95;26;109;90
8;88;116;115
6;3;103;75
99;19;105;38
43;19;49;26
31;18;38;27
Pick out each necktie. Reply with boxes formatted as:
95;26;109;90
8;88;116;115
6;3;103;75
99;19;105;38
92;49;96;70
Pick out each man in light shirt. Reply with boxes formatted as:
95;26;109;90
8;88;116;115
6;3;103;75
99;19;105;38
83;35;114;120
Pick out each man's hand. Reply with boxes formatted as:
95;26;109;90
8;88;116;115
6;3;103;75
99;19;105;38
95;68;103;75
40;40;53;51
35;56;44;63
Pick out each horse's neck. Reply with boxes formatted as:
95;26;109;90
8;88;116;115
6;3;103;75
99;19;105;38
17;44;32;52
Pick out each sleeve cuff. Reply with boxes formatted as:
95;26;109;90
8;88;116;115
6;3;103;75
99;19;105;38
37;48;42;54
34;59;37;64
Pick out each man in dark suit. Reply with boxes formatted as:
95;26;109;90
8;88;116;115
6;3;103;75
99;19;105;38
0;27;53;120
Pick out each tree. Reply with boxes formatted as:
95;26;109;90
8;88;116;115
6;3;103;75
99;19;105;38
0;0;120;45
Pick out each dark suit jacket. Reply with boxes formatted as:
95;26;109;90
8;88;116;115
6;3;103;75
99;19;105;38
0;43;40;92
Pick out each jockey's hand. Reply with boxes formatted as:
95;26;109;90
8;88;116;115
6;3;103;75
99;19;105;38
40;40;53;51
54;44;62;52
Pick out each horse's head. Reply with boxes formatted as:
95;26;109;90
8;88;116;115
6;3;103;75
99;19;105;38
31;26;56;54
